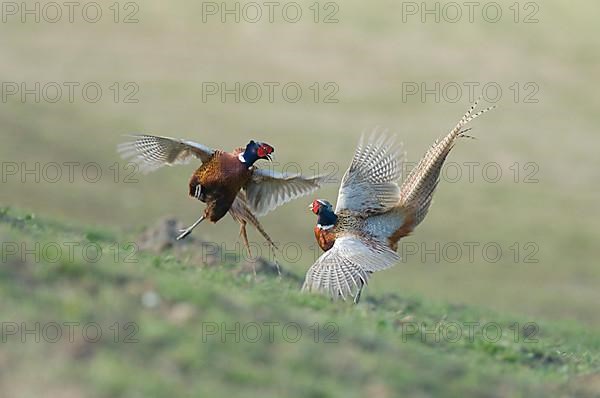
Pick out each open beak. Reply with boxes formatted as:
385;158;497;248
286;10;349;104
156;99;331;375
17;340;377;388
266;154;272;161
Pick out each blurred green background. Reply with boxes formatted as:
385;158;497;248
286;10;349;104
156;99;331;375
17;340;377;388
1;1;600;395
1;0;599;326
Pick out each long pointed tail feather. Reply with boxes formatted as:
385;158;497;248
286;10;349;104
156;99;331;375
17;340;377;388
399;98;495;228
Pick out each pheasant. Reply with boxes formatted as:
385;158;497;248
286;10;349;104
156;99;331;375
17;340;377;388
303;100;494;303
118;135;325;255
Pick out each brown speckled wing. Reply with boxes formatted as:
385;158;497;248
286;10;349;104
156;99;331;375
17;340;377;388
244;168;326;217
334;130;405;215
302;235;400;301
118;134;214;173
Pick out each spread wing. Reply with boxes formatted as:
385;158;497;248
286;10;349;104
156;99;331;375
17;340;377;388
117;134;214;173
244;168;326;217
335;131;404;215
302;235;400;301
399;99;495;228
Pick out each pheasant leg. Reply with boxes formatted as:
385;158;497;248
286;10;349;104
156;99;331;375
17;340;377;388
239;221;256;279
176;215;206;240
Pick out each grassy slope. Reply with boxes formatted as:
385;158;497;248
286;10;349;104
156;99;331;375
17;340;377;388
1;207;598;397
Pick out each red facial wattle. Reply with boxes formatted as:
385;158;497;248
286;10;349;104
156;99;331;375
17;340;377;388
257;144;274;159
311;200;320;214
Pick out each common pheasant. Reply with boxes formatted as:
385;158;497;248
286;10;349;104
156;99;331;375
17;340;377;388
303;100;494;303
118;135;325;255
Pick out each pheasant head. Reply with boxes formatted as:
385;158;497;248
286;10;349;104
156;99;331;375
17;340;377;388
240;140;274;165
310;199;338;229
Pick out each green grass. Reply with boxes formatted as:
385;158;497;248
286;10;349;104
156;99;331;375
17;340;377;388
1;207;599;397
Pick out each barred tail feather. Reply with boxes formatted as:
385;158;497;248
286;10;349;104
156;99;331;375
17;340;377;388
399;99;495;227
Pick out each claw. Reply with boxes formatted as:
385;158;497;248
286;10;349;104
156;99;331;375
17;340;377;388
176;215;206;241
176;228;193;241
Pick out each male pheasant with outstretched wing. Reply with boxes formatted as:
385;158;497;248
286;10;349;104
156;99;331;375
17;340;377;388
304;100;495;302
118;135;325;256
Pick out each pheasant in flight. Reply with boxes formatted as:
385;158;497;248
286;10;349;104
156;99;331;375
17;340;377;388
304;100;494;303
119;135;324;254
